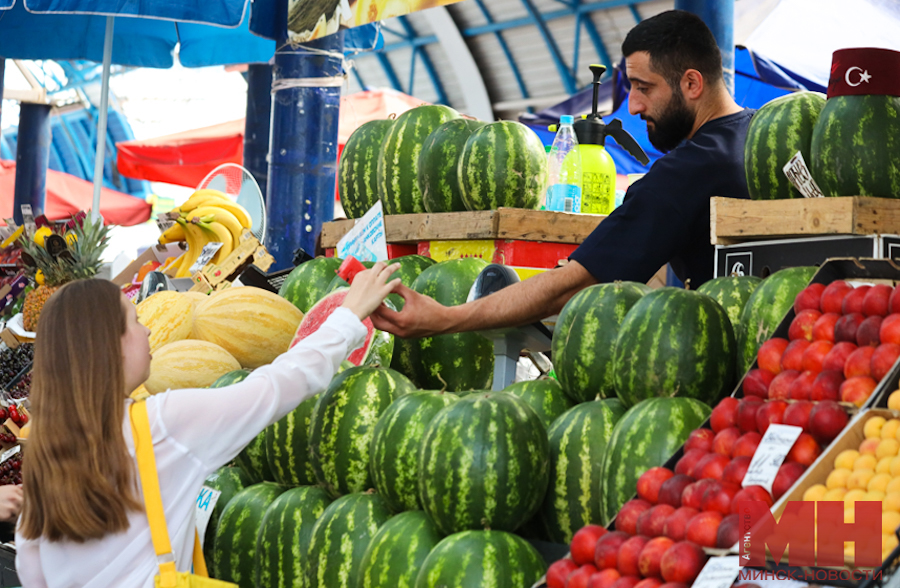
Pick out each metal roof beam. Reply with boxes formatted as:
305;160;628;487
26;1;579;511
629;3;642;22
473;0;530;100
575;0;614;74
375;52;404;93
519;0;576;94
398;16;449;105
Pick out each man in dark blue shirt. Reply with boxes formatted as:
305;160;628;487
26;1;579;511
373;10;753;338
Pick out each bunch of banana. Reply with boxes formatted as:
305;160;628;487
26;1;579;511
157;189;253;278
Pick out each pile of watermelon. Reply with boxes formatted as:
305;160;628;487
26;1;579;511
338;104;548;216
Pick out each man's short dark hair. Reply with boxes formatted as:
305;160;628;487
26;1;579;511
622;10;723;89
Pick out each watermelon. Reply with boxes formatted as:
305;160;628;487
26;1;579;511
358;510;442;588
502;378;574;429
370;390;458;512
213;482;289;588
613;288;735;407
309;366;415;497
235;430;275;484
811;95;900;198
410;258;494;391
378;105;461;215
458;121;548;211
419;119;487;213
278;257;343;314
210;369;251;388
540;399;627;543
385;254;435;311
200;466;254;577
306;492;393;588
339;119;395;219
736;266;816;374
264;393;318;487
414;530;546;588
552;282;650;403
744;91;826;200
254;486;331;588
418;391;549;535
696;275;762;334
599;397;711;524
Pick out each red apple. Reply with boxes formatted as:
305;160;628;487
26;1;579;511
701;480;741;516
840;375;877;407
658;474;695;508
789;309;821;341
822;341;858;371
786;433;823;466
660;541;707;584
548;559;580;588
716;513;742;549
835;313;866;344
567;565;600;588
674;449;707;477
843;285;871;315
757;338;789;374
821;281;853;314
808;400;850;444
663;506;700;542
617;536;650;577
684;428;715;453
736;398;764;432
889;286;900;314
712;427;741;457
731;485;774;514
802;340;834;373
608;577;642;588
809;370;844;401
780;340;810;372
743;369;776;398
638;537;676;579
659;584;690;588
685;511;723;547
881;314;900;345
637;467;675;505
594;531;630;570
783;400;814;431
633;579;663;588
871;343;900;381
722;456;751;486
772;462;807;500
571;525;608;566
844;346;876;378
680;479;716;510
637;504;676;538
795;283;825;313
732;432;762;458
787;370;817;400
812;312;839;342
586;569;621;588
615;499;652;535
709;397;739;433
755;400;788;434
857;315;883;347
863;284;893;317
767;370;800;400
692;453;729;480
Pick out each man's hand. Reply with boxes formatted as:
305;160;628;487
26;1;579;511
340;262;401;321
371;283;453;338
0;485;22;522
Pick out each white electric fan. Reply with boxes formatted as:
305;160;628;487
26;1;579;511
197;164;267;243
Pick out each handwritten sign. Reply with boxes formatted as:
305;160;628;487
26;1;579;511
190;242;224;274
743;424;803;493
783;151;825;198
336;201;388;263
195;485;222;547
692;556;740;588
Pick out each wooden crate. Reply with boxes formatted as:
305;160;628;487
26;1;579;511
710;196;900;245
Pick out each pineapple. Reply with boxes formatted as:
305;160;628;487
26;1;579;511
19;217;110;331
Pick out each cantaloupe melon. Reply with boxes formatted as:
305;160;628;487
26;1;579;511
144;340;241;394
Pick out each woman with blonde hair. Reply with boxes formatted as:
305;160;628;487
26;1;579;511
15;262;400;587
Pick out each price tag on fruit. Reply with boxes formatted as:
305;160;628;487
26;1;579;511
195;485;222;547
742;424;803;493
189;242;224;274
0;445;20;464
783;151;825;198
691;556;740;588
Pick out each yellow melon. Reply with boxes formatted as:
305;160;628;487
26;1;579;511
183;291;208;309
144;339;241;394
136;291;193;352
192;286;304;369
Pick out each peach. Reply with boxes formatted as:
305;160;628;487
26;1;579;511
795;283;825;313
845;346;877;378
822;341;858;371
808;400;849;445
712;427;741;457
692;453;730;480
860;438;881;456
802;340;834;373
732;432;762;458
594;531;630;570
685;511;723;547
614;499;652;535
716;513;742;549
881;314;900;345
810;370;844;401
757;338;789;374
617;535;650;577
743;368;776;398
571;525;608;566
566;565;599;588
736;398;764;433
700;480;741;515
788;371;817;400
608;577;642;588
637;467;675;504
790;309;822;341
835;313;866;344
683;428;714;453
709;397;739;433
638;537;675;578
680;479;717;510
658;474;695;508
871;343;900;382
731;485;774;514
722;456;751;486
663;506;700;542
840;375;877;407
674;449;707;477
858;316;884;347
636;504;676;538
547;559;579;588
844;285;871;315
755;400;788;434
767;370;799;400
821;281;854;314
660;541;707;584
786;433;823;466
780;340;811;372
863;284;893;317
812;312;840;342
772;462;807;500
586;569;621;588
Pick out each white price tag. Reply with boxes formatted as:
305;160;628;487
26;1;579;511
783;151;825;198
0;445;20;464
692;556;740;588
336;201;388;263
195;485;222;547
189;242;224;274
742;424;803;493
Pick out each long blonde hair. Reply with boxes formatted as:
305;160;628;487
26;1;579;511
19;279;142;542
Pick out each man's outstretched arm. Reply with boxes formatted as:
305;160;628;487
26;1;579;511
371;260;597;338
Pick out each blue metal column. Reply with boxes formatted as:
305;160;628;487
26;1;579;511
244;63;273;201
0;59;5;135
675;0;735;95
13;103;51;225
266;33;344;269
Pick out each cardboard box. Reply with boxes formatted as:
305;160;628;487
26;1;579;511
111;243;184;287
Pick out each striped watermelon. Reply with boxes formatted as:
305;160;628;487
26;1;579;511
210;369;251;388
613;288;735;407
339;119;395;218
811;95;900;197
696;275;762;334
264;393;318;487
278;257;343;314
200;466;254;577
599;397;711;524
552;282;650;403
370;390;459;512
458;121;547;211
736;266;816;374
254;486;331;588
540;399;627;543
411;259;494;391
385;254;435;312
414;530;546;588
418;391;549;535
358;510;442;588
502;378;574;429
306;492;393;588
236;430;275;484
419;119;487;213
744;91;826;200
309;366;415;497
378;105;460;215
390;256;437;385
213;482;289;588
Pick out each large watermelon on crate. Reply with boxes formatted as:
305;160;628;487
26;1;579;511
358;511;442;588
458;121;548;211
540;399;627;544
613;288;735;407
599;397;711;524
697;275;762;334
502;378;574;429
418;391;549;535
306;492;393;588
378;105;460;215
414;530;546;588
278;257;343;314
370;390;458;512
339;119;395;219
213;482;289;588
309;366;415;497
264;393;318;487
254;486;331;588
411;258;494;391
736;266;817;374
419;119;487;213
744;91;826;200
201;465;254;577
552;282;650;403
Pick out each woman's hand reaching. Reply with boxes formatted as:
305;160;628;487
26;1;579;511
340;262;401;321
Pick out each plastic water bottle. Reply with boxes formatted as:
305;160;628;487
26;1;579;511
545;115;582;213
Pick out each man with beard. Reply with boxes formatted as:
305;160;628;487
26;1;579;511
371;10;753;339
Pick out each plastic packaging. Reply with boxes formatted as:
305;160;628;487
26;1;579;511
545;115;582;213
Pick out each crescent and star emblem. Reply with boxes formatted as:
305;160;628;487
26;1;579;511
845;66;873;87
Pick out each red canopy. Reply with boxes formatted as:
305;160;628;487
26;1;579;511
0;160;151;226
